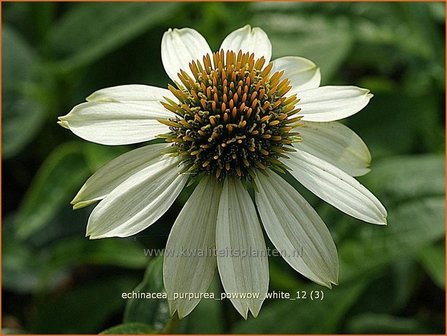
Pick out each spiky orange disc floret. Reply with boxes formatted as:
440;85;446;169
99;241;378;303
159;50;302;180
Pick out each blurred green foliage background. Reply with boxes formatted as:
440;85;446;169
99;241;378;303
3;2;445;334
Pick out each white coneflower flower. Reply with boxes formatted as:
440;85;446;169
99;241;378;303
59;25;387;319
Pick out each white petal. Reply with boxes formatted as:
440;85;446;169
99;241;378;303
164;177;221;319
86;84;176;104
86;156;188;239
220;25;272;63
292;86;373;122
255;171;338;287
272;56;321;91
295;121;371;176
161;28;212;83
58;101;171;145
72;143;170;209
285;149;387;224
216;178;269;319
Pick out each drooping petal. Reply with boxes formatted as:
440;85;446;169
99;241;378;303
255;170;338;287
295;121;371;176
285;149;387;224
86;156;188;239
86;84;176;104
291;86;373;122
216;177;269;319
272;56;321;91
72;143;169;209
220;25;272;63
164;177;221;319
58;101;171;145
161;28;212;83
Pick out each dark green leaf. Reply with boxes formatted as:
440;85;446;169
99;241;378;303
233;282;366;333
14;142;90;239
50;3;180;72
419;244;445;289
101;322;155;334
3;26;35;87
123;257;170;332
341;197;445;281
253;12;352;80
428;2;445;23
2;219;66;293
346;313;438;334
46;237;148;270
362;155;444;206
3;25;45;158
83;143;127;172
31;276;139;333
348;95;416;157
349;260;420;316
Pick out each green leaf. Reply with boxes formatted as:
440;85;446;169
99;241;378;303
83;143;127;172
428;2;446;23
268;258;303;292
125;258;224;333
253;12;352;80
30;276;139;333
123;257;170;332
349;259;420;316
233;282;366;333
362;155;444;206
12;142;129;244
3;26;35;87
389;259;421;310
4;219;147;293
2;235;40;292
346;313;437;334
340;197;445;281
348;94;416;157
100;322;155;334
2;219;65;293
14;142;90;240
44;237;148;270
352;4;438;61
419;244;445;289
50;3;180;72
3;25;45;158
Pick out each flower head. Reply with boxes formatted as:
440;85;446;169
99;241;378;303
59;25;387;319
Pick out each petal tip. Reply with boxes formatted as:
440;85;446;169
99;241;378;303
72;202;83;210
71;198;97;210
331;276;339;286
167;299;177;316
176;310;186;320
370;215;388;226
85;93;96;102
57;119;70;129
86;224;103;240
87;232;103;240
240;309;249;320
70;194;80;206
249;301;264;318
